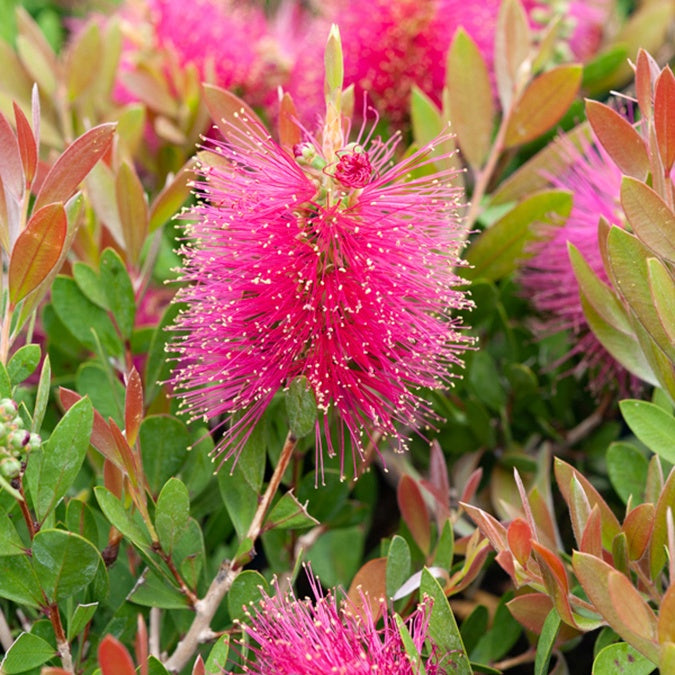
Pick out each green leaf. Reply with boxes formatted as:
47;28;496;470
592;642;656;674
446;28;494;169
265;492;318;531
227;570;269;622
465;190;572;281
94;486;152;551
72;261;108;309
285;376;317;439
139;415;190;495
218;466;258;541
75;361;125;426
116;161;149;266
24;396;93;523
1;632;56;673
307;526;364;588
534;609;561;675
67;602;98;640
7;344;41;385
0;361;11;398
204;635;230;675
648;257;675;346
148;160;194;233
31;354;51;434
31;528;101;602
606;442;649;504
620;399;675;463
471;591;522;663
100;248;136;338
504;66;582;147
0;504;26;557
395;613;427;675
420;568;471;675
50;275;123;356
386;534;411;599
467;351;507;411
0;554;42;607
128;570;190;609
155;478;190;554
144;301;183;404
148;655;171;675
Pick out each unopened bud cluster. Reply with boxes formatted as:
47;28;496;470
0;399;40;480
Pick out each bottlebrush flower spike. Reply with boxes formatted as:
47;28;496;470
520;135;636;393
169;41;472;476
232;569;448;674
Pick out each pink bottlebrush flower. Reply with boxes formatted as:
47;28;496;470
523;0;611;61
520;135;634;393
286;0;502;127
169;104;472;475
231;569;450;674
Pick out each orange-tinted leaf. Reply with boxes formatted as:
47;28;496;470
586;100;649;179
650;468;675;579
580;505;603;558
203;83;267;143
278;92;302;153
115;161;148;265
654;66;675;173
13;103;36;187
0;111;23;198
505;66;582;148
622;503;654;561
446;28;494;169
507;518;532;566
397;475;431;555
462;502;508;552
528;487;559;552
635;49;657;121
621;176;675;262
34;123;116;211
347;557;388;623
507;593;554;634
9;202;66;306
607;570;658;642
531;542;575;627
103;459;123;499
125;368;144;447
192;655;206;675
555;459;621;550
494;0;531;109
459;467;483;505
98;635;136;675
659;583;675;644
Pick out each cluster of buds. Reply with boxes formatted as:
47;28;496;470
0;399;40;481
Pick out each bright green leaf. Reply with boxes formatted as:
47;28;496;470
1;632;56;673
620;399;675;463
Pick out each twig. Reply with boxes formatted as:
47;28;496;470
164;432;298;673
149;607;161;659
493;647;536;670
0;607;13;651
48;604;74;673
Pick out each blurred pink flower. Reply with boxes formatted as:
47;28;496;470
169;105;472;475
520;136;633;392
233;570;448;674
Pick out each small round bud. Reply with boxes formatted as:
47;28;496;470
0;399;17;422
0;457;21;479
8;429;30;451
27;433;41;452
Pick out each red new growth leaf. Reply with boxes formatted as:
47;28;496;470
34;123;115;211
622;503;655;561
532;541;577;628
397;475;431;555
580;505;603;558
203;83;267;143
586;100;650;179
659;583;675;644
508;518;533;566
347;557;388;624
125;367;144;447
278;92;302;153
0;112;23;198
13;103;37;187
98;635;136;675
192;655;206;675
654;66;675;173
8;202;66;307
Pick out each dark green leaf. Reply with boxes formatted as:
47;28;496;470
264;492;318;531
139;415;189;495
144;302;183;404
128;570;190;609
467;351;507;411
285;376;317;439
534;609;561;675
607;442;649;504
227;570;269;622
386;534;411;599
0;554;42;607
75;361;124;426
94;486;152;551
67;602;98;640
204;635;230;675
31;528;101;602
0;504;26;557
1;632;56;673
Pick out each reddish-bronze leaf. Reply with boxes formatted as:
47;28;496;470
623;503;655;561
125;368;144;447
192;655;206;675
507;518;532;566
13;102;37;187
459;467;483;505
504;65;582;148
507;593;554;634
203;84;268;143
635;49;656;121
98;635;136;675
278;92;302;153
586;100;650;179
347;557;388;624
607;570;658;642
397;475;431;555
462;502;508;552
446;27;495;169
0;111;23;198
654;66;675;173
103;459;124;499
621;176;675;262
650;468;675;579
9;202;66;307
528;487;559;553
659;583;675;644
34;123;116;211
